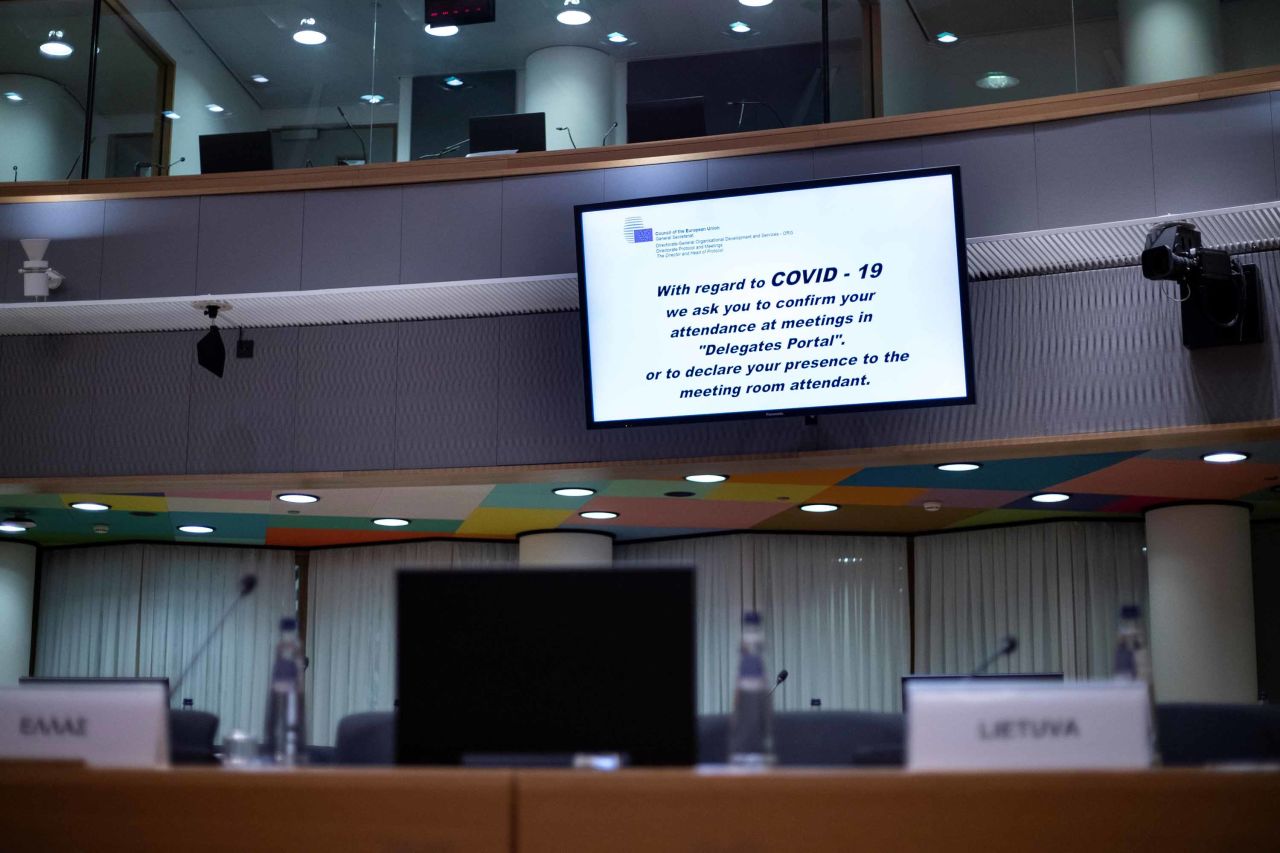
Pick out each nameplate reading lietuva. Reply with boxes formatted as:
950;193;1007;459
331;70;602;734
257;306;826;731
906;680;1152;771
0;683;169;768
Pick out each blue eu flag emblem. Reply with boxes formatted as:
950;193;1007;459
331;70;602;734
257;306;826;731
623;216;653;243
633;228;653;242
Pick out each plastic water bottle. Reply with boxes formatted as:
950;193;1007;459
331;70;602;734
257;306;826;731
728;611;775;767
1113;603;1159;762
264;616;306;766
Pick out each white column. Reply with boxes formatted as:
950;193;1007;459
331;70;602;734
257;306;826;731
524;46;614;151
0;542;37;685
519;532;613;568
1145;504;1256;702
1118;0;1222;86
396;76;414;162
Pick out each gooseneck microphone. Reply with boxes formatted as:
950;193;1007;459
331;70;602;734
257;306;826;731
601;121;618;147
970;635;1018;676
168;574;259;702
555;126;578;149
336;105;368;164
769;669;789;695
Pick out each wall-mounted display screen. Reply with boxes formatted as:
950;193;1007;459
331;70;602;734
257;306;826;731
575;167;973;428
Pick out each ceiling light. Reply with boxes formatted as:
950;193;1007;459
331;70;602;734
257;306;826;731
729;21;753;33
936;31;958;43
4;92;23;102
1201;451;1249;464
923;501;943;512
373;517;410;527
425;24;459;37
685;474;727;484
976;72;1019;90
293;18;327;45
800;503;839;513
205;103;224;113
554;488;596;497
606;32;629;43
557;0;591;25
0;522;26;534
360;94;385;104
1;515;35;532
177;524;215;534
70;502;110;512
579;511;618;520
250;74;269;84
277;493;319;504
443;75;464;87
39;31;73;58
1031;493;1070;503
162;110;180;119
739;0;773;5
936;462;981;472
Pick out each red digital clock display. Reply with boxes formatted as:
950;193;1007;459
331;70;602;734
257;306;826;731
425;0;496;26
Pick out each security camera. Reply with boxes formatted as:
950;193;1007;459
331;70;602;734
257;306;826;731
1140;222;1262;349
19;238;65;300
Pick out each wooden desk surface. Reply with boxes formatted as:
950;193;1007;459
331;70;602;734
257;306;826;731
2;764;1277;853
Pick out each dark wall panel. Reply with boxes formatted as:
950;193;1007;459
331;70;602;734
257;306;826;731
401;180;503;283
89;332;192;476
196;193;304;294
101;198;199;300
708;150;814;191
500;171;603;277
1;200;105;303
301;187;402;290
921;125;1039;238
813;138;924;179
603;161;708;202
0;335;99;476
1034;110;1156;228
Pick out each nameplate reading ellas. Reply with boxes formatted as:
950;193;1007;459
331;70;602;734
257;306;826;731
0;684;169;768
906;681;1152;771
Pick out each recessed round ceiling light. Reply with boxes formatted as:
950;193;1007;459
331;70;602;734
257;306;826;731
739;0;773;5
0;522;27;534
579;510;618;520
360;94;385;104
936;462;981;472
553;487;596;497
1030;493;1070;504
372;517;410;527
976;71;1019;89
70;502;110;512
40;31;73;58
729;21;753;33
162;110;180;120
557;0;591;25
425;24;459;37
800;503;839;513
277;493;320;504
443;75;464;87
205;103;224;113
923;501;943;512
4;92;23;102
1201;451;1249;464
936;31;959;43
606;31;629;43
293;18;327;45
177;524;215;534
685;474;728;484
250;74;269;84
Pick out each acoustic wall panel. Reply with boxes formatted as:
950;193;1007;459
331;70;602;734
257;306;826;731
812;139;924;180
101;198;200;300
196;193;304;295
501;171;604;277
1;200;105;302
707;150;814;191
603;161;708;202
89;332;192;476
921;125;1039;237
400;180;503;284
0;335;99;476
302;187;402;290
1034;111;1157;229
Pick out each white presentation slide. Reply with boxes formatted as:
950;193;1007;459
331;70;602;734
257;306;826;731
578;170;971;426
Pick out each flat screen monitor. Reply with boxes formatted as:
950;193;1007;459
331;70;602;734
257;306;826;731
574;166;973;427
468;112;546;154
626;96;707;143
900;673;1064;710
396;567;695;766
198;131;274;174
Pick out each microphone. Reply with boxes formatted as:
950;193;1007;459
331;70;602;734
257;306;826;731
555;126;577;149
970;635;1018;676
768;669;789;696
168;574;259;702
416;138;469;159
726;99;787;129
336;105;368;164
601;121;618;147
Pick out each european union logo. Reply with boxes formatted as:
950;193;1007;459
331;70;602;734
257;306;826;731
633;228;654;243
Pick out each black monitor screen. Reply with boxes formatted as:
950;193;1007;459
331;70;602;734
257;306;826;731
397;567;695;766
198;131;274;174
468;112;546;154
626;96;707;143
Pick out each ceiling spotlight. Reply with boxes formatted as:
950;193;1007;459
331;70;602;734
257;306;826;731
1;515;35;532
162;110;180;119
40;31;73;58
739;0;773;5
293;18;327;45
206;103;224;113
923;501;943;512
976;71;1019;89
0;523;27;534
443;75;464;87
93;524;110;535
277;493;320;504
70;502;111;512
425;24;459;36
685;474;728;484
729;21;753;33
177;524;215;534
360;94;385;104
1201;451;1250;464
606;31;629;43
800;503;839;513
554;488;596;497
579;511;618;520
196;303;226;378
936;31;959;43
250;74;269;84
936;462;981;472
373;517;410;527
1031;493;1070;503
4;92;22;102
557;0;591;26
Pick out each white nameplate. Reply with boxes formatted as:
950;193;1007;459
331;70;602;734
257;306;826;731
907;680;1152;771
0;684;169;768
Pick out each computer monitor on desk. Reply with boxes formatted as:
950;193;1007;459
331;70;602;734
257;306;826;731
396;567;695;766
626;96;707;143
468;112;546;155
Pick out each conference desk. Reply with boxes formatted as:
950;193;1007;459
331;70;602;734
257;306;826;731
2;763;1278;852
